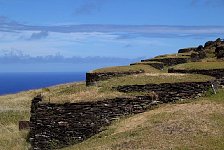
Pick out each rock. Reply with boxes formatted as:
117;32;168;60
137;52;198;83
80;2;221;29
190;52;200;61
198;51;206;59
215;46;224;59
190;51;206;61
19;121;30;130
195;45;204;52
204;38;223;48
204;41;215;48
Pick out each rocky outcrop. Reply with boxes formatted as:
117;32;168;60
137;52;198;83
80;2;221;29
178;38;224;61
204;38;223;48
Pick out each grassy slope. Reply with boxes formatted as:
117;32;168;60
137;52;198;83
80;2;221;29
154;52;192;59
131;61;163;65
63;89;224;150
0;59;222;149
91;65;162;73
173;61;224;70
98;73;214;92
1;80;223;150
0;90;42;150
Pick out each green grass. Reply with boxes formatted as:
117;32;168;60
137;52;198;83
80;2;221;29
172;61;224;70
98;73;214;89
91;65;162;73
197;88;224;104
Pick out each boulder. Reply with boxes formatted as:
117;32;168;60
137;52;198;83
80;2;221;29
198;51;206;59
204;41;215;48
215;46;224;59
191;51;206;61
195;45;204;52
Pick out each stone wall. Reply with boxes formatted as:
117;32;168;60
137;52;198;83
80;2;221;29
30;95;156;150
168;68;224;79
30;80;216;149
141;58;190;66
86;70;144;86
116;81;214;103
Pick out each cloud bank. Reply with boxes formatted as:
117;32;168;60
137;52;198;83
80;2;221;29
29;31;49;40
0;16;224;38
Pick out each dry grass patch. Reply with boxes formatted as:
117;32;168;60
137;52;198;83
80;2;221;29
0;110;30;150
0;125;30;150
173;61;224;70
41;82;130;103
98;73;214;90
131;61;163;65
91;65;161;73
47;87;126;103
154;53;191;59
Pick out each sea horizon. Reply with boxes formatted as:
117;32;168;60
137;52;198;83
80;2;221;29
0;72;85;96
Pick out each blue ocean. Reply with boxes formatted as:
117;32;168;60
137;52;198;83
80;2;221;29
0;72;85;95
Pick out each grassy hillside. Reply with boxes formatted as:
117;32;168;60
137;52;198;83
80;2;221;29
1;38;224;149
173;61;224;70
98;73;214;88
63;89;224;150
154;52;192;59
91;65;162;73
0;79;223;150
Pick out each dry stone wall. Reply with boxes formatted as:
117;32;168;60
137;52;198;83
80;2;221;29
30;96;156;150
116;81;215;103
30;80;216;149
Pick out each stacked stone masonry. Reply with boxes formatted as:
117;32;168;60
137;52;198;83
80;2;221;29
30;80;216;149
30;96;155;149
116;81;214;102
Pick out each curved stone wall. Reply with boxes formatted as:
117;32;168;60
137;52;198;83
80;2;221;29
116;81;214;103
29;80;216;149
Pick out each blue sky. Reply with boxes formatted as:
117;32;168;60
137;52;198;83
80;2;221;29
0;0;224;72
